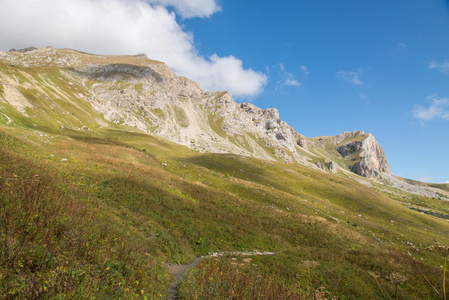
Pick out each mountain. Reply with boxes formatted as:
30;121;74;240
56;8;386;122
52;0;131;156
1;47;391;179
1;47;449;299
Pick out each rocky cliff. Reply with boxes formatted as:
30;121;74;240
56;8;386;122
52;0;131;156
336;131;391;178
0;47;391;179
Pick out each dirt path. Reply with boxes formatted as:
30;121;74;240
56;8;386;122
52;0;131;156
166;257;203;300
165;251;279;299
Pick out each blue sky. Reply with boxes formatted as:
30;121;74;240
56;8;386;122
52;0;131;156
183;0;449;183
0;0;448;182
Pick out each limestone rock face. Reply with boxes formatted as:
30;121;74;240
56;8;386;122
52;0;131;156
336;132;391;178
326;161;338;174
79;60;305;163
0;47;305;163
0;47;392;179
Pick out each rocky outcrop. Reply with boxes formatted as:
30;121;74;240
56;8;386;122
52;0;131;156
9;46;38;53
336;132;391;178
382;174;448;200
0;47;306;163
0;47;392;179
327;161;338;173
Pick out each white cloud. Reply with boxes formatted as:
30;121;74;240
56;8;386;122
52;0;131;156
188;54;267;96
416;172;435;183
413;94;449;121
416;177;434;183
300;65;309;80
0;0;266;98
145;0;221;18
428;60;449;73
278;64;301;87
336;70;364;86
284;76;301;87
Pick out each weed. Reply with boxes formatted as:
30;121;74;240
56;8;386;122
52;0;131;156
0;139;170;298
179;257;304;299
0;107;448;298
368;271;387;300
303;260;320;294
386;272;407;299
426;243;449;300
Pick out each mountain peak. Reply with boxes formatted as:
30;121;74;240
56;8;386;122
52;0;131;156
336;132;391;178
0;47;391;179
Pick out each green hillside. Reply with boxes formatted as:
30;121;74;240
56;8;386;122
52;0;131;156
1;124;449;299
1;50;449;299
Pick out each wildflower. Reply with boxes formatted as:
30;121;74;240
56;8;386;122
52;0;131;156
303;260;320;269
386;272;407;285
242;258;252;264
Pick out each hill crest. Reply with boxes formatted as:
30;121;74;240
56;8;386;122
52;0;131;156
0;47;395;180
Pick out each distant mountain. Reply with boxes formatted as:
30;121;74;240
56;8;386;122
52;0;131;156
0;47;394;179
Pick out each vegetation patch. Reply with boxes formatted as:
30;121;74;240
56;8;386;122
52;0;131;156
174;106;189;128
1;57;449;298
208;113;226;138
150;108;166;119
405;205;449;221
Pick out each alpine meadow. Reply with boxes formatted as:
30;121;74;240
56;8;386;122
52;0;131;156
1;47;449;300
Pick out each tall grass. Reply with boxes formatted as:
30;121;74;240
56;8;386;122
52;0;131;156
0;146;170;299
1;127;449;299
178;257;309;299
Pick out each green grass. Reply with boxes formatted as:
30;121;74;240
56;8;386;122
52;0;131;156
208;112;226;138
429;183;449;193
2;56;449;299
135;83;143;93
150;108;166;119
173;106;189;128
0;63;107;134
0;133;171;299
1;125;449;299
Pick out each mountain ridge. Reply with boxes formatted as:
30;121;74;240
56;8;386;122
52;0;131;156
2;47;449;299
3;46;447;202
0;47;396;181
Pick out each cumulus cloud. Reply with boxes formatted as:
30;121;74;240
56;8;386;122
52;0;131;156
428;60;449;74
146;0;221;18
413;94;449;121
0;0;266;97
336;70;364;86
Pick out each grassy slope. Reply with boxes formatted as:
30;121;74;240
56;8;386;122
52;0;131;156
1;124;449;299
1;60;449;299
0;61;105;134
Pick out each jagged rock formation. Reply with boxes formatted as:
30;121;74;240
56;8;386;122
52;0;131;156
8;46;38;53
335;131;391;178
303;131;391;178
0;47;392;179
